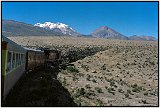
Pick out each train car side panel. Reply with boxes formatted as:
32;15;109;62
2;36;26;100
4;64;26;99
25;49;45;71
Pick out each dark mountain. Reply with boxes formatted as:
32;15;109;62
129;35;157;41
2;20;65;36
91;26;129;40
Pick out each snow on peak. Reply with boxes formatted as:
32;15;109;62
34;22;75;34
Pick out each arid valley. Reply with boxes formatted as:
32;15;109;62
7;36;158;106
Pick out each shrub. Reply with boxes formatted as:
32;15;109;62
132;88;140;93
131;83;138;88
127;89;133;95
66;66;79;73
119;80;127;86
105;86;108;89
95;87;103;93
92;79;97;83
85;84;91;89
143;92;148;96
108;79;117;88
141;99;147;104
73;76;79;81
116;63;120;65
86;74;91;81
108;87;115;91
100;64;106;70
78;73;85;77
74;88;86;97
61;77;67;86
84;90;96;98
124;93;129;98
118;89;124;93
114;84;117;88
131;84;143;93
107;87;115;95
81;64;89;71
110;81;116;87
96;99;104;106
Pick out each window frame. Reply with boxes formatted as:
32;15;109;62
6;51;25;75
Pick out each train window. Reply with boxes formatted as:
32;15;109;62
21;54;23;64
12;52;15;69
18;54;21;65
19;53;21;65
20;54;23;64
16;53;19;67
19;54;21;65
21;54;24;64
6;51;12;73
17;54;19;65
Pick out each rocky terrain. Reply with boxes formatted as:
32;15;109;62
58;46;158;106
7;36;158;106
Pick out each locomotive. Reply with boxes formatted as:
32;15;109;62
2;35;61;100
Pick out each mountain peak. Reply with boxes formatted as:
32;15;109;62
91;26;128;40
100;26;109;30
35;22;69;29
34;22;80;36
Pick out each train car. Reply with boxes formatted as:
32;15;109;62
2;36;60;100
2;35;26;100
44;49;61;66
25;47;45;70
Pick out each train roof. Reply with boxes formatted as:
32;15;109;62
23;47;44;52
2;35;26;52
44;49;61;52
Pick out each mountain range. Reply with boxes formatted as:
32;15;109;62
2;19;157;41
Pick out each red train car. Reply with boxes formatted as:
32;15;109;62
25;47;45;70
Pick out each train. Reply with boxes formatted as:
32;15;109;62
2;35;61;100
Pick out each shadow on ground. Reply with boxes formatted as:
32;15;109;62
3;65;77;106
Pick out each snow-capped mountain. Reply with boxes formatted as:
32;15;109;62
34;22;80;36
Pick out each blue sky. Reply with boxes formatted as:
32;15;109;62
2;2;158;38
